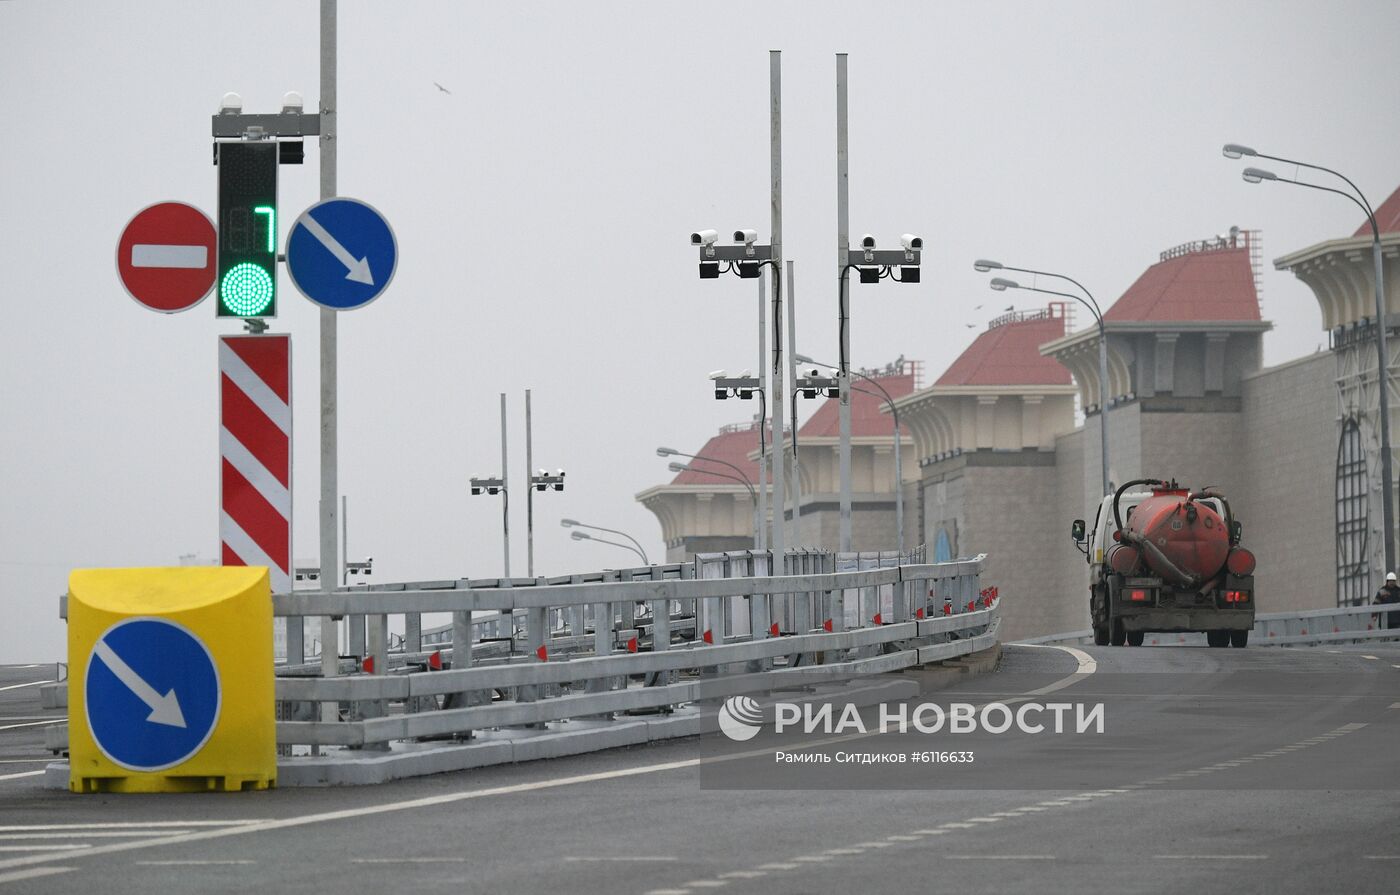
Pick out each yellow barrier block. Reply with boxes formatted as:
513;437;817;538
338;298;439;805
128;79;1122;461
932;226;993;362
67;566;276;793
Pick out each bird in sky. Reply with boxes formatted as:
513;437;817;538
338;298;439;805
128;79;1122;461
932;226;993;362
965;324;976;328
1004;305;1014;312
974;304;983;310
434;81;452;94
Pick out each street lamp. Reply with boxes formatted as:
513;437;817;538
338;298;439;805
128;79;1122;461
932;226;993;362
977;263;1111;497
657;445;761;548
1225;142;1395;575
569;529;648;566
560;518;649;565
796;353;908;554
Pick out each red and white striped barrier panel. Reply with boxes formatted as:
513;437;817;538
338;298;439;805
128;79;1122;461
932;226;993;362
219;334;292;594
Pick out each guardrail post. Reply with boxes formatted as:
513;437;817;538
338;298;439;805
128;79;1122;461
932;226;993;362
405;610;421;654
826;551;842;633
749;550;771;642
589;571;614;703
568;574;586;637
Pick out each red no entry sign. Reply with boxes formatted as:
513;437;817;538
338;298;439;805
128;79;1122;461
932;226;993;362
116;201;218;313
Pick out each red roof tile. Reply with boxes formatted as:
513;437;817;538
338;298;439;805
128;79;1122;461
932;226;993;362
798;373;916;438
1356;182;1400;238
935;312;1071;387
1104;247;1259;322
669;424;762;486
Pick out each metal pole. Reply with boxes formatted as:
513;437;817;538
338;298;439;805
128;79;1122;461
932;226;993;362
500;392;510;578
786;259;800;546
1373;233;1396;575
317;0;339;712
341;495;347;586
893;401;903;555
756;273;768;552
835;52;853;554
1097;320;1112;496
769;49;786;573
526;388;534;577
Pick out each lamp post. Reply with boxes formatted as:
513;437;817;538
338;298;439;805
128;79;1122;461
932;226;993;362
560;518;649;565
975;262;1110;497
658;445;761;549
569;529;647;566
1225;143;1395;577
796;354;906;554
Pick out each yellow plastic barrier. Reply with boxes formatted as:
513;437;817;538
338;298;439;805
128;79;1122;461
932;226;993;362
67;566;276;793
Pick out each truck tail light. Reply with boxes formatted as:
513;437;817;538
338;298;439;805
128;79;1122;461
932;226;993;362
1224;590;1251;603
1129;589;1149;602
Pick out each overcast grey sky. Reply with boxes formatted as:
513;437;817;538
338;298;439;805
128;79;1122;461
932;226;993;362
3;1;1398;662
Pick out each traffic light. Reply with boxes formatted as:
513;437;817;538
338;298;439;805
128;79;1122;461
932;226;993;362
216;141;278;318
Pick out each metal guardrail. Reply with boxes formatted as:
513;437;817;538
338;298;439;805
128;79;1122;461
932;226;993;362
271;551;994;751
1015;602;1400;647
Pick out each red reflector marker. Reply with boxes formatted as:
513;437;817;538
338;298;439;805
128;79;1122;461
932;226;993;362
823;618;834;633
536;645;548;661
428;650;442;671
703;629;714;644
966;601;976;612
770;622;780;637
873;613;883;626
916;608;925;619
361;655;374;674
626;636;638;653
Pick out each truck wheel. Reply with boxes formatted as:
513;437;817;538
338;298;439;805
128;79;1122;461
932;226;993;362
1093;626;1110;646
1229;630;1249;648
1126;631;1144;647
1110;620;1126;647
1206;631;1229;648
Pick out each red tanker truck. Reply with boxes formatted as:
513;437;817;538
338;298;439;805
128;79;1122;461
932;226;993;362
1071;478;1257;647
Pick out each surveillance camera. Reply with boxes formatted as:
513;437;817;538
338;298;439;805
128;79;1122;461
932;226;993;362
708;370;727;380
900;234;923;251
690;229;718;247
860;234;876;249
733;229;758;245
219;91;243;114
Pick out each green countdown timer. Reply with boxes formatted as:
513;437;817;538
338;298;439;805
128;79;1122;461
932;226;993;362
219;262;275;316
216;141;278;318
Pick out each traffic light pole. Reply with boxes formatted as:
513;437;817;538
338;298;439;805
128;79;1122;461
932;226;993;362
318;0;340;715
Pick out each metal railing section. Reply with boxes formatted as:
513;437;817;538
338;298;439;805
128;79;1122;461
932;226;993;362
271;551;995;750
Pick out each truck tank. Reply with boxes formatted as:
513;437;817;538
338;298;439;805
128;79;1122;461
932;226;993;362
1105;481;1255;591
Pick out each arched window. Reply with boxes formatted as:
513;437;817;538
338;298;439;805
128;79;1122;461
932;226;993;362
1336;418;1369;607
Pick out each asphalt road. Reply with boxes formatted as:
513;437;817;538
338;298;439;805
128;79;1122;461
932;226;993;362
0;643;1397;894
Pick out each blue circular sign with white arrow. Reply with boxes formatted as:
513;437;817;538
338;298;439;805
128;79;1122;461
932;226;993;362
286;197;398;310
84;617;221;772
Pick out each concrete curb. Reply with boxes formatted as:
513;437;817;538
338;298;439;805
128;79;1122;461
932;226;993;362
903;641;1003;695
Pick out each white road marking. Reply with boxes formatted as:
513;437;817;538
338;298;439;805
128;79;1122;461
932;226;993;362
0;832;193;840
644;890;691;895
940;823;976;829
855;840;895;848
0;721;62;732
0;866;74;885
0;760;51;765
911;829;949;835
886;834;923;840
562;856;677;863
824;848;865;855
684;881;728;889
0;846;88;853
135;860;254;866
0;771;44;783
1364;855;1400;860
0;822;266;832
1390;702;1400;709
351;858;467;864
1154;855;1267;860
718;870;767;879
966;817;1002;823
755;863;799;870
790;855;832;863
0;681;50;693
1362;655;1379;660
945;855;1055;860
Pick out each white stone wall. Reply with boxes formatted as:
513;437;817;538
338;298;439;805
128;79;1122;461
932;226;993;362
1239;351;1337;611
